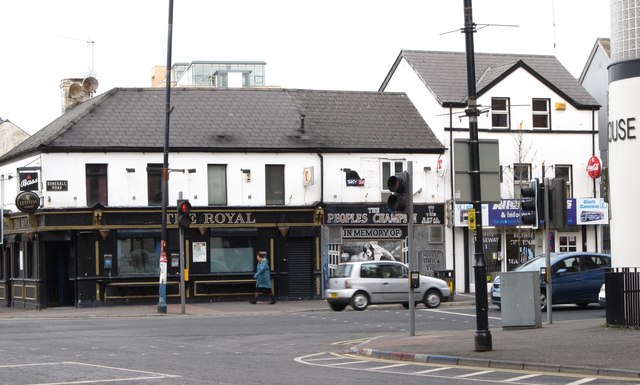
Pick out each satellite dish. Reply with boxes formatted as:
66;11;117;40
82;77;99;93
68;82;84;98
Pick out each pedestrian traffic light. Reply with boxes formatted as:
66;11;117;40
520;179;540;228
177;199;192;229
387;171;410;213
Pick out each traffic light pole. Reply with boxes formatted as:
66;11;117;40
544;178;553;324
407;162;416;336
462;0;492;351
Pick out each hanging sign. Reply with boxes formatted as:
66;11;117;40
15;191;40;213
586;156;602;179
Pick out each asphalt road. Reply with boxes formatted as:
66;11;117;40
0;304;622;385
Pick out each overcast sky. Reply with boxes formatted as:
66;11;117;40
1;0;609;135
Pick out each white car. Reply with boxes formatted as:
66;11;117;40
325;260;451;311
599;283;606;308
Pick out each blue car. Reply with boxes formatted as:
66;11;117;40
491;252;611;311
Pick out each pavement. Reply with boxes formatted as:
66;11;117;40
1;294;639;379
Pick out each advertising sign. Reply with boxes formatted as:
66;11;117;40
19;172;39;192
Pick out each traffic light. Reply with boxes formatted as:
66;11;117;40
520;179;540;228
177;199;192;229
387;171;410;212
549;178;567;229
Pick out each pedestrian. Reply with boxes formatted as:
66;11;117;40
250;251;276;304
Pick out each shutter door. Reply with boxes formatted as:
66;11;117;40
287;238;313;300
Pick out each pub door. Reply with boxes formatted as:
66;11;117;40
45;242;75;307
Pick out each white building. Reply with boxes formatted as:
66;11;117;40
380;50;607;292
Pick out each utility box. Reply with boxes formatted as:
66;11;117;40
500;271;542;329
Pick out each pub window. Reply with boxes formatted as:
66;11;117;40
86;164;107;207
116;237;160;276
147;163;163;206
26;242;35;278
209;236;254;273
207;164;227;205
491;97;510;129
265;165;285;205
532;98;551;129
381;160;404;192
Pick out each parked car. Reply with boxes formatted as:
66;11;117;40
491;252;611;311
325;260;451;311
599;283;606;308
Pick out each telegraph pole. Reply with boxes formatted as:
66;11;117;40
158;0;174;314
462;0;492;351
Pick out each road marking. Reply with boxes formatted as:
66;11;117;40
370;363;409;370
413;366;451;374
501;373;541;382
424;308;502;320
455;370;494;378
327;360;370;366
566;378;597;385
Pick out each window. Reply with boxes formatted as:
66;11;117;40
557;234;577;253
381;160;404;191
117;237;160;276
147;163;163;206
209;236;254;273
491;97;510;129
207;164;227;205
532;98;551;128
86;164;107;207
513;163;531;199
265;165;285;205
554;165;573;199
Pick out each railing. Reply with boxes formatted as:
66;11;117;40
605;267;640;329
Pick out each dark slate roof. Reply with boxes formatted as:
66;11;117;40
0;88;444;163
380;50;600;109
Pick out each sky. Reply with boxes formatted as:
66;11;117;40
1;0;610;135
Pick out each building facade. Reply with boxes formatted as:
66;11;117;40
0;87;444;309
380;50;607;292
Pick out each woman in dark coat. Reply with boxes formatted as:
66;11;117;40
250;251;276;304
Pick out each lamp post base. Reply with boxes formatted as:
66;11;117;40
474;330;492;352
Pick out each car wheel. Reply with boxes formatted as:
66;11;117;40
540;291;548;312
350;291;369;311
329;303;346;311
576;302;590;308
424;289;442;308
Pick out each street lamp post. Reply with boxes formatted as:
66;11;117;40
158;0;174;314
462;0;492;352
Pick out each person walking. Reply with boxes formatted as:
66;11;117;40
250;251;276;304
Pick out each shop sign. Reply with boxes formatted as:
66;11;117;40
342;228;403;239
586;156;602;179
15;191;40;213
46;180;68;191
325;204;444;225
19;172;39;192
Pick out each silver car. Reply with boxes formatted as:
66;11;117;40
325;260;451;311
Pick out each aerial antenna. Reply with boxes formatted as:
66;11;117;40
440;23;518;36
57;35;96;76
551;0;557;54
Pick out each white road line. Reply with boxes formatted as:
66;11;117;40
425;309;502;320
305;357;350;362
370;363;409;370
327;360;370;366
566;378;597;385
413;366;452;374
501;373;541;382
456;370;494;378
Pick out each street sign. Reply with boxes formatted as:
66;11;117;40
468;208;476;230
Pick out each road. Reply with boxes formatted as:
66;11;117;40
1;304;630;385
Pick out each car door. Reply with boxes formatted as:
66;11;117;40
552;256;582;303
380;263;409;302
578;255;609;303
358;263;386;303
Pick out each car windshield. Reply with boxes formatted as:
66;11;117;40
332;264;353;278
514;256;549;272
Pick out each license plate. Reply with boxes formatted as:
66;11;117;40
329;293;338;298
